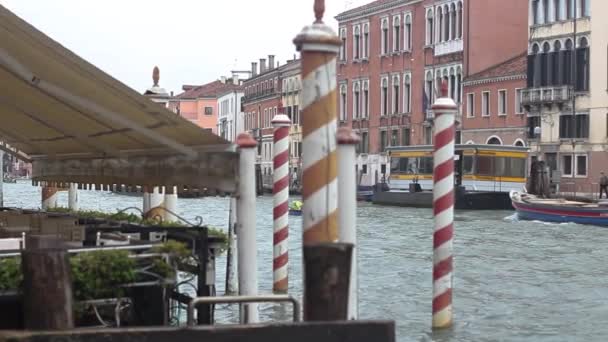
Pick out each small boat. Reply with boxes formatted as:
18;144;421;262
510;190;608;227
357;186;374;202
289;201;302;216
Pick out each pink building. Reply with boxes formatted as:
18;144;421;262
169;80;241;134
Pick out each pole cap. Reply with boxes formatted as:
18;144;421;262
272;114;291;127
236;133;257;148
337;127;360;145
293;0;340;52
431;80;458;112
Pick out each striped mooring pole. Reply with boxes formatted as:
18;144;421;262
41;185;58;210
431;80;458;329
294;0;342;245
272;111;291;293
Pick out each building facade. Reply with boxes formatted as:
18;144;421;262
336;0;528;187
280;60;303;185
523;0;606;195
462;53;528;146
217;82;244;143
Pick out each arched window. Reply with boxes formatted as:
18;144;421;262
353;25;361;60
363;23;370;58
443;5;450;42
564;39;573;85
514;139;526;147
425;71;434;105
362;80;369;118
543;0;549;23
449;68;456;100
457;2;463;38
542;42;552;86
450;3;456;40
404;14;412;51
340;84;347;121
436;7;443;42
393;16;401;52
487;136;503;145
339;28;347;61
403;74;411;113
381;77;389;116
553;40;562;85
381;18;389;54
426;9;434;45
582;0;589;16
353;82;361;119
456;67;463;103
577;36;590;91
392;75;400;114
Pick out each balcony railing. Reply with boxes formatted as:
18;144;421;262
243;88;276;103
434;39;464;57
521;85;572;107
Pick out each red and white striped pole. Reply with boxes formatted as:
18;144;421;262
272;111;291;293
41;185;58;210
431;80;458;329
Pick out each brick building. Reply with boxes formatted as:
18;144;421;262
336;0;528;187
462;53;528;146
280;60;303;184
523;0;607;195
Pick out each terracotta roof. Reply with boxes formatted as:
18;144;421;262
465;52;527;83
174;80;242;99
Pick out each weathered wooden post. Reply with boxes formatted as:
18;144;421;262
272;111;291;293
21;235;74;330
41;185;58;210
294;0;352;321
431;81;457;329
68;183;79;211
337;127;360;320
236;132;259;323
225;196;238;295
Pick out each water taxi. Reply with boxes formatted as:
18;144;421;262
373;144;529;210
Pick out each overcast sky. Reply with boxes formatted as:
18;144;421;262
2;0;368;95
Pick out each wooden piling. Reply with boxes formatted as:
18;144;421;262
21;235;74;330
303;243;353;321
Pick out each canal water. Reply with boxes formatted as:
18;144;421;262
4;181;608;342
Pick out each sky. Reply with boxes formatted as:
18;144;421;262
2;0;369;95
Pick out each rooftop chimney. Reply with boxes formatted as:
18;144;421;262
220;76;227;84
232;73;239;85
252;62;258;77
259;58;266;74
268;55;275;70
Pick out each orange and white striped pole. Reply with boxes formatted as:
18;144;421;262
431;80;457;329
294;0;342;245
272;110;291;293
41;186;58;210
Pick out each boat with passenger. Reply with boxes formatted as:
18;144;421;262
373;144;528;210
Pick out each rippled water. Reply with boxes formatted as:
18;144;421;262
4;181;608;342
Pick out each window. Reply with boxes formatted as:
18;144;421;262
362;23;370;58
450;3;456;40
498;90;507;115
340;28;347;61
466;93;475;117
426;8;434;45
456;2;463;39
362;81;369;118
443;5;449;41
360;131;369;153
576;155;587;176
380;130;388;152
381;18;389;55
391;129;399;146
404;14;412;51
381;77;389;116
392;75;400;114
515;89;524;114
562;155;573;176
528;115;541;139
559;114;589;139
340;84;347;121
353;25;361;60
205;106;213;115
353;82;361;119
482;91;490;116
393;16;401;52
576;37;590;92
402;128;410;146
403;74;411;113
437;6;444;42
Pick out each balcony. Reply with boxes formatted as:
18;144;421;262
243;88;276;103
521;85;572;109
434;39;463;57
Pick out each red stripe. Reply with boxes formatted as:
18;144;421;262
274;150;289;169
433;191;454;216
433;256;453;280
434;126;455;151
433;224;453;249
273;176;289;194
273;251;289;269
274;226;289;244
433;160;453;184
432;288;452;313
274;127;289;142
273;201;289;218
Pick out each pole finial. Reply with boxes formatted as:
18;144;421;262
441;79;448;98
153;66;160;87
314;0;325;24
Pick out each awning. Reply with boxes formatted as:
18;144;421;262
0;5;237;193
